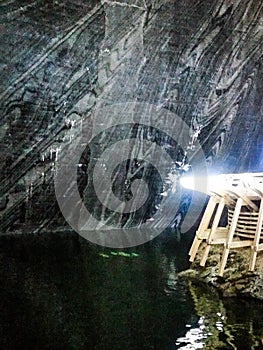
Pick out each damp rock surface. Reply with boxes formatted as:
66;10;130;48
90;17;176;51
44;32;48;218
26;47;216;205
0;0;263;232
179;244;263;300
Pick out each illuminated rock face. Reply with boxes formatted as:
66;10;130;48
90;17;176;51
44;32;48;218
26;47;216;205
0;0;262;233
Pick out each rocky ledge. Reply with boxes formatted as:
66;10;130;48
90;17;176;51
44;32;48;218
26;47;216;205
178;244;263;301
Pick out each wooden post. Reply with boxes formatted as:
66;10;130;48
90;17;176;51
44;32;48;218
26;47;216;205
189;196;217;262
200;196;225;266
218;197;243;277
249;195;263;271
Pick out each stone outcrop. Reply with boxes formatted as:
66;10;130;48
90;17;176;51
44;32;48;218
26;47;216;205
179;243;263;300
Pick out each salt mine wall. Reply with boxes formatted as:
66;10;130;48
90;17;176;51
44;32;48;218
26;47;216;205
0;0;262;233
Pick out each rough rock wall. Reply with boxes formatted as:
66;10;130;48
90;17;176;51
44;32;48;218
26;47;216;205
0;0;262;233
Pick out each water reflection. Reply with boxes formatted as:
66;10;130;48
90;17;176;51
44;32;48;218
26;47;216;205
173;282;263;349
0;232;263;349
0;232;194;350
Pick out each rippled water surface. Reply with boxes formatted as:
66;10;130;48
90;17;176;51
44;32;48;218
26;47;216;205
1;232;263;349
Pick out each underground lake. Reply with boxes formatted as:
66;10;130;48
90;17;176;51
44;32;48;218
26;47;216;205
1;231;263;350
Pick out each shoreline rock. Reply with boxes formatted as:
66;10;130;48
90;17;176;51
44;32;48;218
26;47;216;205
178;244;263;301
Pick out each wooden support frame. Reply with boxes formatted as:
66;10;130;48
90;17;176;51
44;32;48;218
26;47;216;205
200;197;226;266
249;188;263;271
189;196;218;262
218;197;244;276
188;172;263;277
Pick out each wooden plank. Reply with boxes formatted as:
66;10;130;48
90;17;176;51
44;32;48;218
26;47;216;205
229;240;252;248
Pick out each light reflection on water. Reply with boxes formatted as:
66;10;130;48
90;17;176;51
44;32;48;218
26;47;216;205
1;232;263;349
162;244;263;350
175;318;206;349
169;279;263;350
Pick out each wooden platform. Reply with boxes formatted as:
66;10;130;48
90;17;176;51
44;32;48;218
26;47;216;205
189;172;263;276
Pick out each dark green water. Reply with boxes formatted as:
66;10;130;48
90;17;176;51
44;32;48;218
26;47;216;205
1;232;263;350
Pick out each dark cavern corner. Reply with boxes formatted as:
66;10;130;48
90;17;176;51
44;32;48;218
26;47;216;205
0;1;263;349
